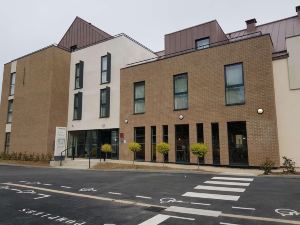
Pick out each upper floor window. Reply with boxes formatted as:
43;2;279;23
100;87;110;118
225;63;245;105
134;81;145;114
101;53;111;84
195;37;210;50
7;100;13;123
9;73;16;96
73;92;82;120
174;73;188;110
75;61;84;89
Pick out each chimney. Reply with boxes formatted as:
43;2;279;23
245;18;257;32
296;6;300;17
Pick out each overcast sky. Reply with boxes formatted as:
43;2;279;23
0;0;299;96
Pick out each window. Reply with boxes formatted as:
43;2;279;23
9;73;16;96
101;53;111;84
70;45;77;52
195;37;210;50
134;127;145;160
151;126;156;162
7;100;13;123
197;123;204;143
225;63;245;105
163;125;168;143
134;81;145;114
73;92;82;120
4;132;11;153
75;61;84;89
100;87;110;118
174;74;188;110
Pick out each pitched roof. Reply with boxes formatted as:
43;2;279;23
58;17;112;50
227;16;300;53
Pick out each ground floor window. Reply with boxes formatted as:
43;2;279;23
175;124;189;163
4;132;10;154
162;125;168;162
151;126;156;162
227;121;248;166
197;123;204;163
134;127;145;161
211;123;220;165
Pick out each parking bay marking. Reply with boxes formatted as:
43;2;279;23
3;183;300;225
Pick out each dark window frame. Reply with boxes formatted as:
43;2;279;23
73;92;82;120
224;62;245;106
101;53;111;84
74;61;84;90
133;81;145;114
100;87;110;118
9;72;16;96
196;123;204;143
173;73;188;111
4;132;11;154
7;100;13;124
195;37;210;50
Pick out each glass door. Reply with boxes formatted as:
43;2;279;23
175;125;189;163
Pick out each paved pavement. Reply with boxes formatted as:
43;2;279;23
0;164;300;225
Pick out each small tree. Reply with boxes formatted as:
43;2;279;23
128;142;141;165
156;142;170;166
261;158;275;175
101;144;112;161
191;143;208;168
282;156;296;174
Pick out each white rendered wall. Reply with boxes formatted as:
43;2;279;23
287;35;300;90
67;35;156;131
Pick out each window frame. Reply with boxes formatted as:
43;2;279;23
4;132;11;154
101;53;111;84
100;87;110;118
9;72;16;96
195;37;210;50
74;61;84;90
224;62;245;106
73;92;82;120
173;73;188;111
133;81;145;114
7;100;13;123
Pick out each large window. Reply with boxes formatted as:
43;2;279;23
4;132;10;153
134;127;145;161
101;53;111;84
100;87;110;118
225;63;245;105
174;74;188;110
197;123;204;143
151;126;156;162
7;100;13;123
9;73;16;96
134;81;145;114
162;125;169;162
75;61;84;89
195;37;210;50
73;92;82;120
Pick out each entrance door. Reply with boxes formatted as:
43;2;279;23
111;130;119;159
211;123;220;165
175;125;189;163
227;121;248;166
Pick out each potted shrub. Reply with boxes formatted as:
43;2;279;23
190;143;208;168
156;142;170;166
101;144;112;161
128;142;141;164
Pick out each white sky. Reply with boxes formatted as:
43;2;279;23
0;0;299;97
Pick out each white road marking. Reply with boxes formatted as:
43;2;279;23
19;181;27;183
205;181;250;187
221;172;255;177
212;177;253;182
190;202;211;206
232;206;256;211
194;185;245;193
182;192;240;201
43;184;52;186
60;186;72;189
108;192;122;195
165;206;222;217
136;195;152;199
138;214;195;225
220;222;239;225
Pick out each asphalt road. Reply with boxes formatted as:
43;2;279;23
0;164;300;225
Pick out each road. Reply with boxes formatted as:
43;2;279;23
0;164;299;225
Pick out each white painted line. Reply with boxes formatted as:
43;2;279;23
108;192;122;195
205;181;250;187
60;186;72;189
138;214;195;225
220;222;239;225
182;192;240;201
19;181;27;183
232;206;256;211
136;195;152;199
43;184;52;186
212;177;253;182
221;172;256;177
190;202;211;206
165;206;222;217
194;185;245;193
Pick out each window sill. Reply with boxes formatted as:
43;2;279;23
100;82;110;85
173;108;189;111
74;88;82;90
99;116;109;119
225;102;245;106
72;119;81;121
133;112;145;115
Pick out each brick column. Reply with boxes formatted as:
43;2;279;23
219;122;229;165
204;122;213;164
145;126;151;161
168;124;176;163
156;125;164;163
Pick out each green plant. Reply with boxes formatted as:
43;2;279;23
156;142;170;165
261;158;275;175
128;142;141;164
91;147;97;158
101;144;112;161
34;153;40;162
282;156;296;174
190;143;208;168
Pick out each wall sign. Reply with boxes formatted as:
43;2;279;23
54;127;67;157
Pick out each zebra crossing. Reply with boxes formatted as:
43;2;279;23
181;175;254;202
